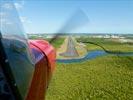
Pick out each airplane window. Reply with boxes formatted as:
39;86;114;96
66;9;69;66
0;0;34;99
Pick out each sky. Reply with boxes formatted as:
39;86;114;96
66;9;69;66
7;0;133;33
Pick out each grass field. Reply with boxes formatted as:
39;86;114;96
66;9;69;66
49;38;65;49
28;35;133;99
46;55;133;100
77;37;133;52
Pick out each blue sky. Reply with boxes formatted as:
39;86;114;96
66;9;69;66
14;0;133;34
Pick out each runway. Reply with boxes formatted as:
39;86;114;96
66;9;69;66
60;36;79;57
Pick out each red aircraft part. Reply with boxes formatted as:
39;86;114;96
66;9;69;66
29;40;56;72
26;40;56;100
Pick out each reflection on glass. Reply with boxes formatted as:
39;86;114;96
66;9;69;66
0;0;34;99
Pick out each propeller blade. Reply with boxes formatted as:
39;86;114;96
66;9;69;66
49;9;89;43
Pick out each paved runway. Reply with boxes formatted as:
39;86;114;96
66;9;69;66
60;36;79;57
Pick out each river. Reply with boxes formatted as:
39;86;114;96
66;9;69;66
56;50;133;63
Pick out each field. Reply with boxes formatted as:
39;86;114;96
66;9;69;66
49;38;65;49
77;37;133;52
45;36;133;100
28;34;133;100
46;55;133;100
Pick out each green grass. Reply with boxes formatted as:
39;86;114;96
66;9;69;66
77;37;133;52
46;55;133;100
49;38;65;49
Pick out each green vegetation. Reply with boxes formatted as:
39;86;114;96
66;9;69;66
49;38;65;49
28;35;39;39
46;55;133;100
77;37;133;52
46;36;133;100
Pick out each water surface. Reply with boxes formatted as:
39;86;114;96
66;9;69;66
57;50;133;63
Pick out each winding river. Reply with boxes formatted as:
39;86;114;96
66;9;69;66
56;50;133;63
